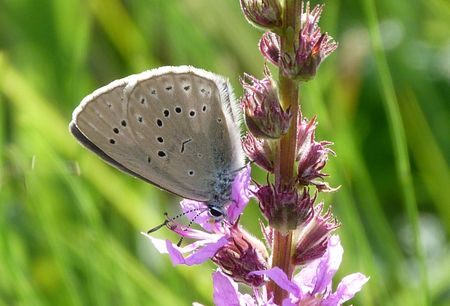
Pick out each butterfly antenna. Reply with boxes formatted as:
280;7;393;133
176;207;209;247
146;212;171;234
146;208;205;234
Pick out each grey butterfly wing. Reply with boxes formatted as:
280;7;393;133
70;66;244;201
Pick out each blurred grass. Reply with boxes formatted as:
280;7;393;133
0;0;449;305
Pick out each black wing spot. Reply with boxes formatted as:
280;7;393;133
158;151;166;157
157;136;164;143
188;170;195;176
165;85;173;91
147;156;151;163
197;153;203;158
175;106;182;114
202;105;207;112
138;116;143;123
200;88;206;93
151;89;156;95
163;109;170;117
121;120;127;127
180;139;192;153
189;110;196;117
140;97;146;104
217;118;222;123
113;128;119;134
156;119;163;127
109;139;116;144
184;85;190;91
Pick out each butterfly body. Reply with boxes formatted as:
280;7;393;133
70;66;244;217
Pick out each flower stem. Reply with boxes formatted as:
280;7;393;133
270;0;301;303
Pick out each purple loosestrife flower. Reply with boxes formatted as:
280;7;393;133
296;115;337;192
241;69;292;139
143;166;261;273
195;270;276;306
259;2;338;81
242;133;275;172
252;235;369;306
240;0;282;30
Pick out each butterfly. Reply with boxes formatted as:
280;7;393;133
70;66;245;218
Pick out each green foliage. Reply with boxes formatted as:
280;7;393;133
0;0;448;305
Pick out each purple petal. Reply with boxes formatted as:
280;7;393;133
323;273;369;305
251;267;300;297
170;226;221;241
143;232;218;256
166;240;186;265
281;300;297;306
293;258;320;296
212;270;241;306
228;164;253;223
313;235;343;294
167;236;229;266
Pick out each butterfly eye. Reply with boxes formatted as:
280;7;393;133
208;206;223;219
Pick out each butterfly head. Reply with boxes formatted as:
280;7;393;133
207;204;226;221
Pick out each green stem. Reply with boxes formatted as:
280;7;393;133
270;0;301;303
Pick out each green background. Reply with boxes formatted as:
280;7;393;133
0;0;449;305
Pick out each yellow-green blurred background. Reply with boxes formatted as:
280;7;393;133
0;0;449;305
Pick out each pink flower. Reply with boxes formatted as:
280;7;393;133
143;165;256;268
251;235;369;306
195;270;276;306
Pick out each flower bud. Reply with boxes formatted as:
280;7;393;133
240;0;282;30
255;185;314;235
212;223;269;287
259;31;280;66
240;70;292;139
296;115;337;192
292;203;340;265
258;2;338;81
241;133;274;172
